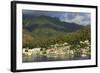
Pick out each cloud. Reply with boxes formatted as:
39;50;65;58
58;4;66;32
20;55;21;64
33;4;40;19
23;10;91;26
72;15;85;24
61;13;91;25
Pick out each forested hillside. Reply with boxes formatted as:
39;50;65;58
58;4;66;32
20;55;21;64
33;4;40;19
22;15;90;49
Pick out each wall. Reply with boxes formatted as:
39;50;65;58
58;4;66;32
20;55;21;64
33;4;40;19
0;0;99;73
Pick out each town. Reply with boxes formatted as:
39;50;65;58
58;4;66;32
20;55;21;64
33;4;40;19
22;40;91;61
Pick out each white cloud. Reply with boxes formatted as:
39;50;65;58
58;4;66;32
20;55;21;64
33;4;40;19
61;15;84;24
71;15;84;24
61;14;90;26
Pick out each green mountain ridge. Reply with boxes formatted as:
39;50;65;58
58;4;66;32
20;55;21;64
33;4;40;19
23;15;90;48
23;15;83;32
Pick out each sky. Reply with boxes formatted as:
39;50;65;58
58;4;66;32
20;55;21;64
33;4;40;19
23;10;91;26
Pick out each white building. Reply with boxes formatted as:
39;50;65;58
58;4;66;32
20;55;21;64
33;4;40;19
31;48;41;55
22;48;33;56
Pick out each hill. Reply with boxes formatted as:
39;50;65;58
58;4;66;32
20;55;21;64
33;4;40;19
22;15;90;48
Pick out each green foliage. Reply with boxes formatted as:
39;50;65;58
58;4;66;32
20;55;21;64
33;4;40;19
22;15;91;49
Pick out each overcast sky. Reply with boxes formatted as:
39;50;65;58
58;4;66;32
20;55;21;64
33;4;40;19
23;10;91;26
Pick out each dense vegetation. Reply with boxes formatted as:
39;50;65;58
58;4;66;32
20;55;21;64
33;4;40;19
22;15;91;49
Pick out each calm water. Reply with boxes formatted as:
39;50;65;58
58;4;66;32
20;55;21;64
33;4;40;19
22;54;91;63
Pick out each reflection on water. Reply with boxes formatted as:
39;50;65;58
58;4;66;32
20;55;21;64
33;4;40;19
22;40;91;63
22;54;91;63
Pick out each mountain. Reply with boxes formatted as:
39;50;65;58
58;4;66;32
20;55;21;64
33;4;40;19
22;15;90;48
23;15;84;33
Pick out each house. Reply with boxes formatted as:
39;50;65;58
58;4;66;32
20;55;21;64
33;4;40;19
31;48;41;55
46;48;57;54
63;42;68;46
22;48;33;56
69;50;74;55
81;49;87;57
